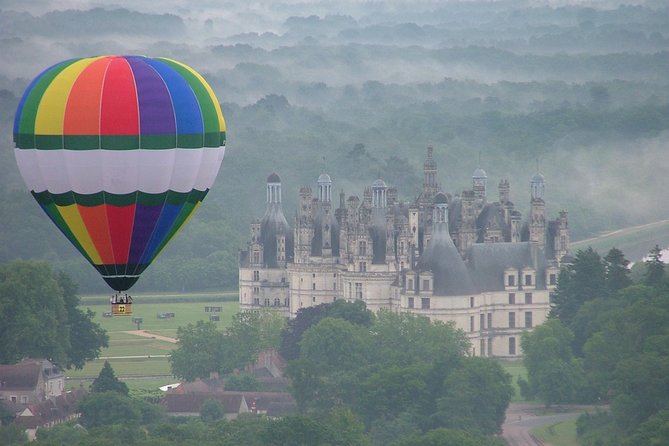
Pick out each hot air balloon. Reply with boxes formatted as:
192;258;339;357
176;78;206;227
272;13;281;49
13;55;226;315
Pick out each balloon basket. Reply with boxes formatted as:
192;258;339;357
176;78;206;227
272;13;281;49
111;293;133;316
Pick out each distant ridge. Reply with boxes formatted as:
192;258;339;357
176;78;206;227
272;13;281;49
572;219;669;262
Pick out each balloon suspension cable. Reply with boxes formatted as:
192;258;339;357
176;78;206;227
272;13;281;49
110;292;133;304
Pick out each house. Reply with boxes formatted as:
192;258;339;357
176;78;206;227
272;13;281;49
0;359;64;405
161;393;249;419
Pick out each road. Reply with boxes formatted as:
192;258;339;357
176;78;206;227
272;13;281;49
501;403;582;446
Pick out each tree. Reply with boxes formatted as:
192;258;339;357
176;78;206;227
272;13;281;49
435;357;513;434
391;428;504;446
225;373;260;391
603;248;632;292
200;399;224;423
0;260;108;368
91;361;129;396
0;424;28;446
550;247;606;327
170;321;224;381
279;300;373;361
299;317;371;372
521;319;585;406
644;244;665;286
0;260;70;365
77;391;141;428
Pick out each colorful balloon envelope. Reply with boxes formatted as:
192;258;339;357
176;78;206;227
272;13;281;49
13;55;226;292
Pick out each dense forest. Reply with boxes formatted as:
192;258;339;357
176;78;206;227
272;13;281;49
520;245;669;445
0;0;667;293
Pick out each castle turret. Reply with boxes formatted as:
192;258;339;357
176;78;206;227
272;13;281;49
529;173;546;247
555;210;569;262
423;146;438;198
260;173;292;267
472;166;487;205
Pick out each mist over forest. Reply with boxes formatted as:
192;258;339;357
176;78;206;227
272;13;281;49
0;0;667;292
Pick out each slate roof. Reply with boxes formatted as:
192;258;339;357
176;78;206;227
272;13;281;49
418;223;476;296
467;242;547;292
267;172;281;183
476;202;511;242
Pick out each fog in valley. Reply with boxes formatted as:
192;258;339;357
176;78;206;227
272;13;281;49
0;0;667;291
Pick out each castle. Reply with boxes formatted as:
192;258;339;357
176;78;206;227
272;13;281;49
239;147;569;357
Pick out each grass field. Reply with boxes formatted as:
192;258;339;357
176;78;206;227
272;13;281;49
532;418;580;446
499;359;530;402
83;298;240;338
66;293;240;390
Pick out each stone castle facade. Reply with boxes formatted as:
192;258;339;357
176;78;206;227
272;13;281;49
239;147;569;357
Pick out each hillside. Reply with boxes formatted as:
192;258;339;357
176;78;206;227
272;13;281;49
571;219;669;261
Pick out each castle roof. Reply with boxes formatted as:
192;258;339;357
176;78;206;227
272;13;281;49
473;167;487;178
467;242;546;292
418;225;476;296
267;172;281;183
317;173;332;183
434;192;448;204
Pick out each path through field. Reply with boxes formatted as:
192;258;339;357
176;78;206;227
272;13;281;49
123;330;178;343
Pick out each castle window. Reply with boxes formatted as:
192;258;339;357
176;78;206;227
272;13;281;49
508;275;515;286
264;298;270;306
360;262;367;272
480;314;485;330
508;293;515;304
487;313;492;329
470;316;475;332
312;296;316;302
21;395;28;404
560;235;567;251
525;311;533;328
480;339;485;356
408;297;414;309
408;279;413;291
399;241;405;256
509;312;516;328
253;298;260;306
355;283;363;299
358;241;367;256
312;283;316;290
509;337;516;355
313;273;316;278
470;296;474;308
549;274;557;285
421;298;430;309
284;298;290;307
253;251;260;264
253;270;259;281
422;279;430;291
333;282;337;290
525;293;533;304
253;287;259;295
488;338;493;356
274;298;281;306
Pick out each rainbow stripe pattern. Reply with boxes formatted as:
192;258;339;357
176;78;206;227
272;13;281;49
13;55;227;291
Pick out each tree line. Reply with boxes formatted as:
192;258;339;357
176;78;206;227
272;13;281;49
520;245;669;445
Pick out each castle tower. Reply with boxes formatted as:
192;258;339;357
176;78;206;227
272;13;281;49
472;166;487;205
555;210;570;262
529;173;546;247
371;178;388;209
317;173;332;203
295;186;314;263
499;179;510;204
423;146;438;198
259;173;292;268
458;190;477;256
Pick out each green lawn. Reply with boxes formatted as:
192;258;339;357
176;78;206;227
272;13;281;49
84;299;239;335
499;359;530;402
66;294;240;390
66;356;172;379
532;418;580;446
